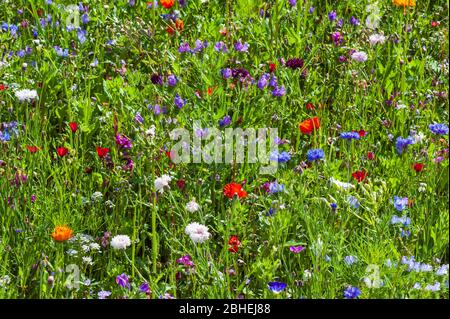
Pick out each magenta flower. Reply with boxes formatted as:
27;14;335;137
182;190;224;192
289;246;305;253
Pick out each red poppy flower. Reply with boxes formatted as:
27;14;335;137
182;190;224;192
96;147;110;158
223;183;247;199
352;170;367;182
413;163;424;172
207;87;214;96
228;235;241;253
160;0;174;9
299;117;320;135
27;145;39;153
0;84;7;91
69;122;78;133
269;63;276;73
367;151;375;160
56;147;69;157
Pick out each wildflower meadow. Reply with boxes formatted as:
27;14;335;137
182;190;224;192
0;0;449;300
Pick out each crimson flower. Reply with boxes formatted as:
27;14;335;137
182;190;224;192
96;147;110;158
27;145;39;153
352;170;367;182
228;235;241;253
69;122;78;133
56;147;69;157
413;163;424;172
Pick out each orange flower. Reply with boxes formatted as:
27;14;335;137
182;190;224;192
160;0;174;9
393;0;415;7
223;183;247;199
299;117;320;135
166;19;184;35
51;225;73;242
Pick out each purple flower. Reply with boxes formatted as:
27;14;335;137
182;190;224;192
272;85;286;97
176;255;194;267
328;10;337;22
270;151;291;163
116;273;130;289
214;41;228;53
344;286;361;299
351;51;368;62
234;40;249;52
174;93;186;108
308;6;315;13
344;255;358;265
192;39;207;53
151;73;163;85
98;290;112;299
81;13;90;24
349;16;359;26
178;42;190;53
268;281;287;293
167;74;178;87
139;282;151;294
289;0;296;6
115;134;132;149
289;246;305;253
268;181;285;193
257;73;270;89
134;112;143;124
269;75;278;88
285;58;304;69
331;31;342;46
221;68;232;79
219;115;232;127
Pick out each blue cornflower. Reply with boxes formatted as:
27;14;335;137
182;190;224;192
390;215;411;226
347;195;360;209
344;286;361;299
214;41;228;53
268;281;287;293
268;181;285;194
395;136;414;154
54;46;69;57
269;75;277;88
0;130;11;142
219;115;231;127
174;94;186;109
330;203;337;211
393;196;408;212
81;13;90;24
307;148;324;162
340;131;360;140
429;123;449;135
266;208;276;216
134;112;144;124
77;28;87;44
344;255;358;265
16;50;25;58
270;151;291;163
309;7;315;13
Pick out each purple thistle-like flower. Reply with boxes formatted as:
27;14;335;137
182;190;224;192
214;41;228;53
115;134;132;149
221;68;232;79
309;6;315;13
349;16;359;26
178;42;190;53
176;255;194;267
134;112;144;124
269;75;277;88
285;58;304;69
344;286;361;299
268;281;287;293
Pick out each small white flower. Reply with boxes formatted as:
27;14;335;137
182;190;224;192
418;183;427;193
413;131;426;144
91;191;103;202
0;275;11;287
110;235;131;250
105;200;115;208
185;199;200;213
15;89;38;102
81;245;90;253
66;249;78;256
185;222;211;243
154;174;173;193
82;256;94;265
146;125;156;138
90;243;101;251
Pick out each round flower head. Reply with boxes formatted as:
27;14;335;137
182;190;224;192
429;123;448;135
185;222;211;243
268;281;287;293
110;235;131;250
307;148;324;162
351;51;368;62
51;225;73;242
344;286;361;299
185;199;200;213
223;183;247;199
